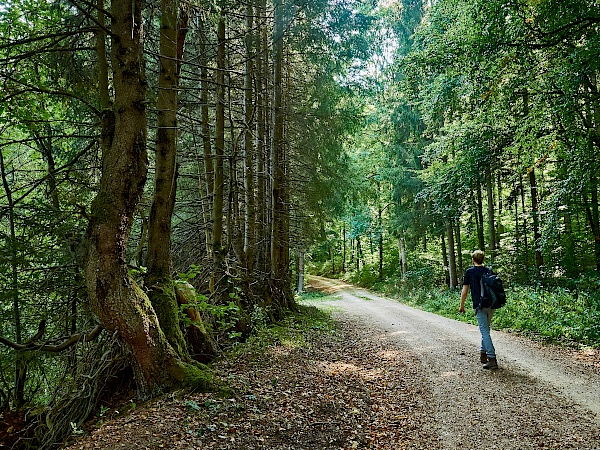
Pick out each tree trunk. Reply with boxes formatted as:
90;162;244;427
84;0;206;398
476;183;485;251
497;171;502;247
378;206;383;280
211;13;226;294
271;0;293;310
486;167;496;255
398;235;407;276
586;174;600;271
440;230;449;287
519;169;529;263
243;0;256;276
455;220;463;275
356;236;361;272
255;0;267;277
342;224;346;273
563;204;576;276
447;219;457;289
146;0;188;357
199;18;214;261
297;249;304;294
529;167;543;268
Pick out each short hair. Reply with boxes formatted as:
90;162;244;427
472;250;485;264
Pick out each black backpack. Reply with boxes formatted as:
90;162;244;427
480;269;506;309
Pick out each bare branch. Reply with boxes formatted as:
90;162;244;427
0;324;103;352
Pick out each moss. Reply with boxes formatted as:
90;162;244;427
146;276;188;358
168;360;215;392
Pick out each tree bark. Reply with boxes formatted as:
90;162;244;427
447;219;457;289
585;174;600;271
342;226;346;272
199;17;214;261
398;235;407;276
243;0;256;276
146;0;188;357
440;230;449;287
270;0;293;310
84;0;206;398
297;249;305;294
255;0;268;277
528;167;543;268
476;183;485;251
486;166;496;255
211;12;226;294
455;220;463;275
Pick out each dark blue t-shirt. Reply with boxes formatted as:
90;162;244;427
462;265;488;309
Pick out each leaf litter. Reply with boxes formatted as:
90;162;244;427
65;317;441;449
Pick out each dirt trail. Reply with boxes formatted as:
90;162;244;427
64;276;600;450
306;275;600;449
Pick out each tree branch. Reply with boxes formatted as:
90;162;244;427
0;324;103;352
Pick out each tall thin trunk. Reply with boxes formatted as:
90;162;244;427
297;249;304;294
529;167;543;268
496;171;502;248
398;235;407;276
212;13;226;293
146;0;188;357
447;219;457;289
378;206;383;280
519;168;528;253
256;0;270;277
455;220;463;275
440;230;449;287
270;0;292;309
563;204;576;275
243;0;256;275
476;184;485;251
586;174;600;271
486;167;496;255
356;237;361;272
342;226;346;272
199;18;214;260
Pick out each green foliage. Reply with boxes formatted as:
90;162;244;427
492;286;600;347
178;293;241;339
369;277;600;348
226;303;336;359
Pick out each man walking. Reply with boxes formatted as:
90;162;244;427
459;250;498;370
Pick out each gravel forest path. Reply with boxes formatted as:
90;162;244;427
306;276;600;449
66;276;600;450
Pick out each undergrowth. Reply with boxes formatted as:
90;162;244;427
354;277;600;349
308;258;600;349
226;298;337;360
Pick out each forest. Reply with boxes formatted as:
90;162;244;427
0;0;599;448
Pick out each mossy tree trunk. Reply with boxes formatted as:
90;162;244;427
84;0;206;398
145;0;188;359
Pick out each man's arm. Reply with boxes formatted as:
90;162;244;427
459;284;469;313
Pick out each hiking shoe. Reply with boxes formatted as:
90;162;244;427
480;351;488;364
483;358;498;370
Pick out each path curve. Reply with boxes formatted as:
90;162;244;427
306;275;600;449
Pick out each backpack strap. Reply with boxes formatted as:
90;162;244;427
479;267;491;307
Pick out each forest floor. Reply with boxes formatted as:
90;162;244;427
64;276;600;450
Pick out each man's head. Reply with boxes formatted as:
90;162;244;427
472;250;485;265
